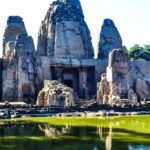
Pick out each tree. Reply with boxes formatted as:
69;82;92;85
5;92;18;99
143;45;150;52
128;44;150;61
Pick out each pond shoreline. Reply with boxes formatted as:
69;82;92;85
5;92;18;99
0;104;150;119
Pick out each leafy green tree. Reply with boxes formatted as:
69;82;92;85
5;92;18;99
128;44;150;61
143;45;150;52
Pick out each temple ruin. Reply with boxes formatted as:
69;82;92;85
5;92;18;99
97;47;138;106
0;0;150;106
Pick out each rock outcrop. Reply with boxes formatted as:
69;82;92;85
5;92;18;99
2;16;36;103
98;19;122;59
97;73;109;105
3;16;27;60
131;61;150;101
1;2;150;107
36;56;51;90
37;80;75;106
37;0;94;59
135;78;150;101
97;47;138;106
15;34;36;103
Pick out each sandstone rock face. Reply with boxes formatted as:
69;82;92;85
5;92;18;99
37;80;75;106
36;56;51;92
97;47;138;106
16;34;36;103
15;34;35;57
2;4;150;107
37;0;94;59
97;73;109;105
135;78;150;100
98;19;122;59
2;16;36;103
3;16;27;60
2;62;17;101
131;61;150;101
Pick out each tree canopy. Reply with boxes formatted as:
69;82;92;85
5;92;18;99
128;44;150;61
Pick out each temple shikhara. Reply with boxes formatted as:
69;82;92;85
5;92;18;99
0;0;150;107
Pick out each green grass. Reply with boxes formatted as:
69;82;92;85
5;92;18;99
0;116;150;149
1;115;150;134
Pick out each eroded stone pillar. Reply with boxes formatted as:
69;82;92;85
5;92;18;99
79;68;88;98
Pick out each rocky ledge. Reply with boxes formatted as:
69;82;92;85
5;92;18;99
0;102;150;119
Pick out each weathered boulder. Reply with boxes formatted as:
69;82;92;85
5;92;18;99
97;47;138;106
98;19;122;59
37;0;94;59
37;80;75;106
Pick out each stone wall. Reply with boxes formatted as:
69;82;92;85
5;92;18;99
36;56;52;93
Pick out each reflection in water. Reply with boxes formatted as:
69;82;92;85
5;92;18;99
97;126;112;150
105;126;112;150
0;121;149;150
38;124;71;137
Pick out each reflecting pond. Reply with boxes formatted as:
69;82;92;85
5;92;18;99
0;116;150;150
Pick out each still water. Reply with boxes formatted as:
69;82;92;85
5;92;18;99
0;116;150;150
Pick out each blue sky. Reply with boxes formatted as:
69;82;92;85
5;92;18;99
0;0;150;57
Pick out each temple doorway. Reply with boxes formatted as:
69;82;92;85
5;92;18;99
62;69;79;95
51;66;96;98
64;79;73;88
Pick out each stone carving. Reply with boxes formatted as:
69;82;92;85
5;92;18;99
2;16;36;103
97;47;138;106
37;80;75;107
15;33;35;57
97;73;109;105
3;16;27;60
98;19;122;59
36;56;51;92
37;0;94;59
2;64;17;101
1;2;150;107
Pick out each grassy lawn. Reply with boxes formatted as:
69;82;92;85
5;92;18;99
0;115;150;134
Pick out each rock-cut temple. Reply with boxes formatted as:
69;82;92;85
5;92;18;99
0;0;150;106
